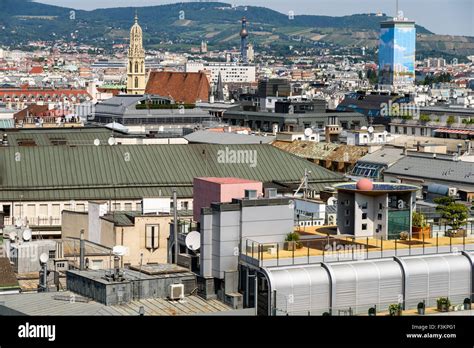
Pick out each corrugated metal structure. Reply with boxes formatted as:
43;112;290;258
0;144;344;201
325;259;403;315
262;265;330;315
398;254;472;309
260;252;474;315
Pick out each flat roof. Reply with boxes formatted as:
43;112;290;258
334;182;419;193
195;177;262;185
0;291;232;316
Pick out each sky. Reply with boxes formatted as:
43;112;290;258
34;0;473;36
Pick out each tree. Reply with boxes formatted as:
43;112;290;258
446;116;456;125
434;197;469;231
419;114;431;123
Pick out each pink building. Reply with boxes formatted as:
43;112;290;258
193;177;263;222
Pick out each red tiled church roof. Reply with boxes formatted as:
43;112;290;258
29;66;44;74
145;71;210;104
0;88;91;102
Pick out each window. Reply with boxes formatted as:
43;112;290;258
379;203;383;210
362;213;367;220
361;202;368;209
51;204;60;218
135;62;139;73
145;225;160;250
377;224;382;231
378;213;383;220
181;201;189;210
112;203;121;211
76;204;85;212
362;224;367;231
345;209;350;216
39;204;48;217
49;250;56;259
135;77;138;88
124;203;133;211
2;204;10;216
345;220;350;227
136;202;142;212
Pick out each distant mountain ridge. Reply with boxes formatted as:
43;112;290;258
0;1;472;59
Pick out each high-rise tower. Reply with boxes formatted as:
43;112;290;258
378;8;416;89
127;13;146;95
240;17;249;64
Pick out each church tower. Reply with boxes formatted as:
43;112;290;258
127;13;146;95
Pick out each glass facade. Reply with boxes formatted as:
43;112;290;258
379;21;416;87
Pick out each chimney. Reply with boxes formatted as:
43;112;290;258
114;255;121;279
79;229;85;270
457;143;462;156
465;140;471;155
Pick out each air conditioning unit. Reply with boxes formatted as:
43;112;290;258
169;284;184;300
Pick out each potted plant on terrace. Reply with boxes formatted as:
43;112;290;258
284;232;303;251
464;298;471;310
417;301;425;315
368;307;376;316
399;231;409;241
437;297;451;312
389;303;402;316
412;212;430;239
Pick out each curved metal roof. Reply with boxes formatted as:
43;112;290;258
265;265;330;315
397;253;472;308
263;252;474;315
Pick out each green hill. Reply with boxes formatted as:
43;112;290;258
0;0;471;60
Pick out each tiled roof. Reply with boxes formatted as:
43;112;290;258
0;88;91;102
145;71;210;104
384;154;474;188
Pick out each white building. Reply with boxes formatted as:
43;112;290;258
185;62;256;84
346;126;393;146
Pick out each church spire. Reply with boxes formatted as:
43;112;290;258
127;12;146;95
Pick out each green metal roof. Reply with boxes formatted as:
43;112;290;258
0;144;344;201
1;127;124;147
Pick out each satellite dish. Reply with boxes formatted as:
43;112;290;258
108;137;116;146
383;130;388;136
112;245;128;256
288;200;295;209
304;128;313;137
185;231;201;251
22;229;32;241
368;126;374;133
93;139;100;146
39;253;49;264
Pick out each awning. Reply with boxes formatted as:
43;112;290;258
434;128;474;135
